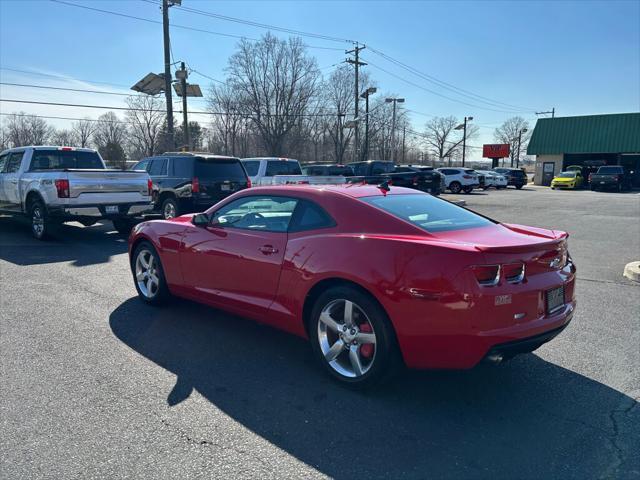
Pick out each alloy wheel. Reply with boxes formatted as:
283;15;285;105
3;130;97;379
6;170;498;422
317;299;377;378
135;249;160;298
163;201;177;219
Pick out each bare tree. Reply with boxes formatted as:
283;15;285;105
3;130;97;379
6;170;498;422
5;113;51;147
0;123;9;151
71;118;97;148
207;83;245;156
125;95;166;159
51;129;78;147
494;116;531;167
226;33;320;156
94;112;128;168
423;116;478;165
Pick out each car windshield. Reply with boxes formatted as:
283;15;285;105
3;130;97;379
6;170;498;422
558;172;576;178
30;150;103;170
597;166;623;174
361;193;493;233
195;158;246;181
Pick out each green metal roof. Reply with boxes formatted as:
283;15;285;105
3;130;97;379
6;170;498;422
527;113;640;155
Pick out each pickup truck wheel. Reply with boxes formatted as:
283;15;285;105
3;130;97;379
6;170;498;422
449;181;462;194
132;242;170;305
113;219;133;235
161;198;179;219
30;200;49;240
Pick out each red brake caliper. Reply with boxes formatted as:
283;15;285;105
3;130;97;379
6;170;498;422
359;323;374;358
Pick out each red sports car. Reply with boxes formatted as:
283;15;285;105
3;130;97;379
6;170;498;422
128;185;576;387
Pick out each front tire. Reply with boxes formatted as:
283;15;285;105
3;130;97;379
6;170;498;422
131;241;170;305
449;181;462;194
462;186;473;194
516;184;524;190
29;199;49;240
308;286;400;388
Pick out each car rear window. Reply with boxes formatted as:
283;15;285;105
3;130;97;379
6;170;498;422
597;166;623;174
361;193;493;233
326;166;353;176
266;160;302;176
30;150;104;170
242;160;260;176
195;158;247;181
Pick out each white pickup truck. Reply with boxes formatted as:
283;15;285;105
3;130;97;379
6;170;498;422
241;157;346;186
0;146;153;239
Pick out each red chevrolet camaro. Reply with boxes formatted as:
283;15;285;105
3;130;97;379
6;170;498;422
128;185;576;387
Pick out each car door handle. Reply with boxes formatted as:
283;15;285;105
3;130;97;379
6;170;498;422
259;245;279;255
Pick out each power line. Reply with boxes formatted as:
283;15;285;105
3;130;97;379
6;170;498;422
0;67;131;89
0;112;131;125
0;82;135;97
367;47;537;113
364;58;532;114
139;0;353;44
0;98;342;118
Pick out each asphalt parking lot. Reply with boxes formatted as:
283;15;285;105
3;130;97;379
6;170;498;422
1;187;639;479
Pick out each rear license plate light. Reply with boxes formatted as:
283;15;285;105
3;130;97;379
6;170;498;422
546;285;565;314
221;184;231;191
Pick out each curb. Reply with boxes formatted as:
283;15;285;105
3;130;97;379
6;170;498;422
450;199;466;207
623;261;640;282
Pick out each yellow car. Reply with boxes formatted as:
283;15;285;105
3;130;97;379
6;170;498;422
551;171;584;189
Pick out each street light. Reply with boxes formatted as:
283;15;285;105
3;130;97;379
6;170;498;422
455;116;473;167
360;87;377;161
385;97;405;162
514;127;528;168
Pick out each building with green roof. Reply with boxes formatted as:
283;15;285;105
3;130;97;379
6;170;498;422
527;113;640;186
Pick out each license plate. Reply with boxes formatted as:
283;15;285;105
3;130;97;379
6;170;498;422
105;205;119;214
600;181;605;184
546;285;565;314
221;184;231;191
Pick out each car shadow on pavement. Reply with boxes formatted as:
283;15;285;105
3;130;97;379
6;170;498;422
109;298;639;480
0;216;128;267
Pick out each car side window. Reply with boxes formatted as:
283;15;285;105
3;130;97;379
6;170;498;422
133;159;150;171
0;154;8;173
148;158;168;176
212;196;298;233
289;200;336;232
4;152;25;173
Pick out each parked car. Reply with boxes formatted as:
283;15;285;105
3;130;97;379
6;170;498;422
476;170;508;189
129;184;576;387
132;153;249;220
551;171;584;190
589;166;632;192
0;146;152;239
436;167;480;194
302;164;354;176
493;168;527;189
347;161;444;195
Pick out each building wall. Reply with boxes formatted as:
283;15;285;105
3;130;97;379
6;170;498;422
534;154;563;185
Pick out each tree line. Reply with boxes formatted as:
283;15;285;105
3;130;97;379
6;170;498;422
0;33;531;167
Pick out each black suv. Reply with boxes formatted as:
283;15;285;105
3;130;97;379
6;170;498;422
132;153;249;219
301;164;354;176
493;167;527;189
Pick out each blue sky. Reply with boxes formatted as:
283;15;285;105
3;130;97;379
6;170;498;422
1;0;639;160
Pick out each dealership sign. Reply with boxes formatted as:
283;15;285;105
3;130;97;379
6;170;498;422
483;144;510;158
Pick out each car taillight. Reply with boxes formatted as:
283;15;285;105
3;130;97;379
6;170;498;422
412;176;419;185
613;175;619;181
147;178;153;196
463;175;473;179
55;179;70;198
588;173;592;182
503;262;525;283
192;177;199;193
472;265;500;286
246;178;252;188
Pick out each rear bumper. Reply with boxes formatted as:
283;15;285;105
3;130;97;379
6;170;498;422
483;321;570;362
50;202;153;219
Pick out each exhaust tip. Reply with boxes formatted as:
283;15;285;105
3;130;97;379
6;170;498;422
485;353;504;364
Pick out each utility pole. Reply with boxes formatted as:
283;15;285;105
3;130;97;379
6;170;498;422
514;127;528;168
360;87;376;161
402;125;406;163
346;44;366;162
162;0;175;148
455;116;473;167
178;62;190;150
385;97;405;162
536;107;555;118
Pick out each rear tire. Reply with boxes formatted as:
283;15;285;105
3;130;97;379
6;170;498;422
449;181;462;194
113;219;133;235
516;184;523;190
462;186;473;194
308;285;401;388
161;197;179;220
131;241;170;305
29;199;49;240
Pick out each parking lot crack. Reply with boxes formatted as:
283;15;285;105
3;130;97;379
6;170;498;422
599;393;639;479
576;276;640;287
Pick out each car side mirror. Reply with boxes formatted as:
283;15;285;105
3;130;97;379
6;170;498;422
191;213;210;227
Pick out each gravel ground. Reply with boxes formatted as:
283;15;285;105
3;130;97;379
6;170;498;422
1;186;638;479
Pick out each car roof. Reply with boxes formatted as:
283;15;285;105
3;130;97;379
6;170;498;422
242;157;299;162
160;152;239;160
2;146;98;153
238;184;420;199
